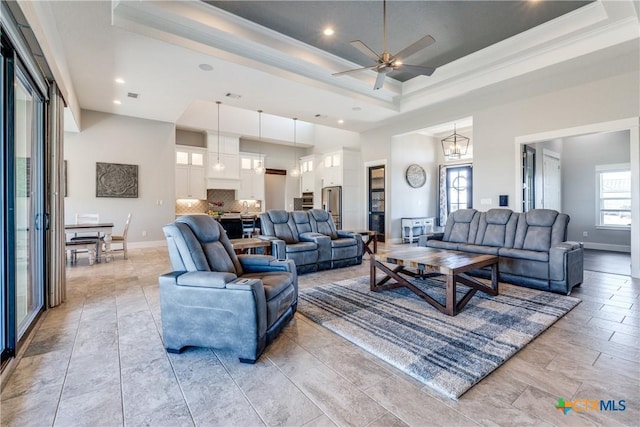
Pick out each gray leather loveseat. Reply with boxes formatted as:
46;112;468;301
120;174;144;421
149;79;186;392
259;209;363;273
159;215;298;363
418;208;583;294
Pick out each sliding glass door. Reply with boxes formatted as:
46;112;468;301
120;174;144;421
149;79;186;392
1;31;46;367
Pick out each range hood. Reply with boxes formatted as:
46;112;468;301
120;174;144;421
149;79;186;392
207;178;240;190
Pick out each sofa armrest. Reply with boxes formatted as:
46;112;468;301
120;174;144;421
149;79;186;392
300;232;331;263
174;271;238;289
549;241;584;284
299;232;328;242
239;255;296;273
417;233;444;247
337;231;364;257
257;236;286;260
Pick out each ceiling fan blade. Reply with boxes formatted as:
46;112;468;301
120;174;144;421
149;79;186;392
393;34;436;62
396;64;436;76
373;72;386;90
332;65;378;76
350;40;382;62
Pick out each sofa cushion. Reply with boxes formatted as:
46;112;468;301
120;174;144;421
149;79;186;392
475;209;517;248
285;241;317;253
242;272;294;300
457;244;499;255
331;237;356;249
425;240;460;251
260;210;300;244
443;209;479;244
499;247;549;262
291;211;313;234
174;216;242;275
308;209;338;239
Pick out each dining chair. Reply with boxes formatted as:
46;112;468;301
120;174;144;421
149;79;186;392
241;214;257;238
110;213;132;259
68;213;102;263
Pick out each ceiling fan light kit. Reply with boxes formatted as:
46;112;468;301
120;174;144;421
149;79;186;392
333;0;436;90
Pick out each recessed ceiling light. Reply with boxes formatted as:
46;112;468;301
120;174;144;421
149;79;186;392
198;63;214;71
115;78;125;84
338;119;344;124
225;92;242;99
113;100;121;105
323;27;335;36
314;114;327;119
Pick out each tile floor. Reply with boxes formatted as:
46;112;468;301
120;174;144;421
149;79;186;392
1;245;638;426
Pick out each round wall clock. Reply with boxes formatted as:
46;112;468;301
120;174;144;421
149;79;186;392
406;164;426;188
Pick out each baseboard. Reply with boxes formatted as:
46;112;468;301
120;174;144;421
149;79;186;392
127;240;167;249
582;242;631;253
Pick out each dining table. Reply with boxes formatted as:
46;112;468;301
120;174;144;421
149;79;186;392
65;222;114;262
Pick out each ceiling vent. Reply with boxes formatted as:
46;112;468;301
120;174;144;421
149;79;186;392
127;92;139;99
225;92;242;99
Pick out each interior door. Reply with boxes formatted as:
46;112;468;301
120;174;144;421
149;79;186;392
264;171;285;210
543;152;561;210
368;166;385;242
522;145;536;212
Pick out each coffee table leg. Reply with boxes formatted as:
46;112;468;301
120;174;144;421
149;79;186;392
446;275;456;316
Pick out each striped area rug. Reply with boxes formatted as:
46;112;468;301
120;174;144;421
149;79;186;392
298;275;580;399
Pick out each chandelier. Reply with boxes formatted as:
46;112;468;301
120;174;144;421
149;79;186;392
441;124;469;160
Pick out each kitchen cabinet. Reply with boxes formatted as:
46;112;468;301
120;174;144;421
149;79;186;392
175;146;206;199
300;155;317;193
317;148;361;229
206;133;241;185
238;152;265;200
321;152;342;187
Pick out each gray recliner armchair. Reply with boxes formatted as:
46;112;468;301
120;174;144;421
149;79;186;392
159;215;298;363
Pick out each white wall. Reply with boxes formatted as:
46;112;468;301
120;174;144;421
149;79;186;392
560;130;631;248
64;110;176;244
389;133;439;242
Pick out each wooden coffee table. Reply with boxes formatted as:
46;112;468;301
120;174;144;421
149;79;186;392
229;237;271;255
371;246;499;316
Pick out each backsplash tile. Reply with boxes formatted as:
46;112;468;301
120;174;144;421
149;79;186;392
174;189;261;215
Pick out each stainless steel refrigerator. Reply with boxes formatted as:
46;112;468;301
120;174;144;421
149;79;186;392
322;186;342;230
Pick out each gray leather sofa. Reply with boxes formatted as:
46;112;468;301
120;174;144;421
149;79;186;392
308;209;363;269
159;215;298;363
259;209;363;273
418;208;583;294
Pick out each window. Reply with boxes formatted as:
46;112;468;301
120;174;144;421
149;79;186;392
596;164;631;228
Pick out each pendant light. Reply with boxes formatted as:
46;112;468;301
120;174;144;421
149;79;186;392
441;123;469;160
254;110;266;175
212;101;225;171
290;118;300;177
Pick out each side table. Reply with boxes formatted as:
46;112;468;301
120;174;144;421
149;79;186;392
355;230;377;255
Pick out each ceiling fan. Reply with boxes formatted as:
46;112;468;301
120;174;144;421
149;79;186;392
333;0;436;90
